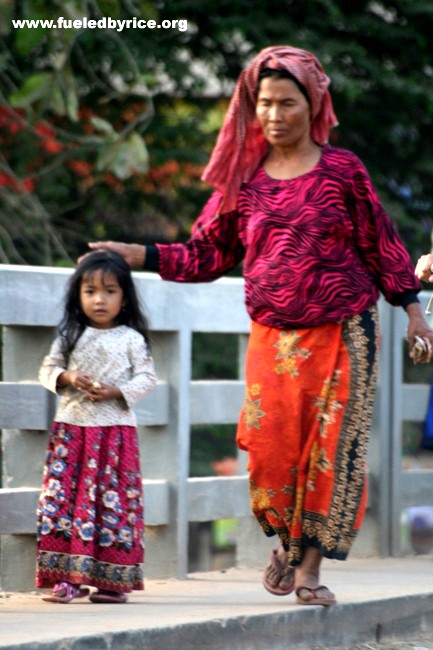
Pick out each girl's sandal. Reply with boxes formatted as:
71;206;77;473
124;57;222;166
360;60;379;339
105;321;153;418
262;548;295;596
42;582;90;603
89;589;128;604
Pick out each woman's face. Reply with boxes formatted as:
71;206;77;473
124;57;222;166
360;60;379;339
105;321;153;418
255;76;311;148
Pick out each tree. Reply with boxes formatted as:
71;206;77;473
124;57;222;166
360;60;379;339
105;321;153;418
1;0;433;264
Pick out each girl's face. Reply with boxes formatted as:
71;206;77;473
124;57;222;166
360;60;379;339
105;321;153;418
255;77;311;149
79;270;125;329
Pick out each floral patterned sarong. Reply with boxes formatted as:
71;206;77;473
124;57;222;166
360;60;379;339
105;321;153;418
36;423;144;593
236;307;379;566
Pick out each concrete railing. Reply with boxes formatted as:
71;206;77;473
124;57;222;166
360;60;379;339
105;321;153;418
0;264;432;591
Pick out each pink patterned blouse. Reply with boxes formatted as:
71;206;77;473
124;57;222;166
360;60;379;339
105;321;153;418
154;145;421;329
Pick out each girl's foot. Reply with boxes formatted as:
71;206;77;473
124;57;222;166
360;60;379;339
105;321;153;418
89;589;128;604
42;582;90;603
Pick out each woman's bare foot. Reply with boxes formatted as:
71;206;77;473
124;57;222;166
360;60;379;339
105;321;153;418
295;558;336;606
262;546;295;596
295;546;336;606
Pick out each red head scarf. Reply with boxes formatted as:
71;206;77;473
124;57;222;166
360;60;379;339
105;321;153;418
201;45;339;214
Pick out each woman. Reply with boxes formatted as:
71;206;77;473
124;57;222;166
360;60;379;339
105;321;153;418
86;46;433;606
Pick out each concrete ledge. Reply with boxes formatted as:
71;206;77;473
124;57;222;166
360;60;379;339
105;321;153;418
188;476;250;521
0;381;169;429
4;594;430;650
0;480;170;533
402;384;429;422
0;265;249;332
400;469;433;508
135;381;169;426
0;477;252;533
190;380;245;424
0;384;51;429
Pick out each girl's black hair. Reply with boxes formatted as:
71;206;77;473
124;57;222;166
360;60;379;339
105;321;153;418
58;250;151;363
257;67;311;106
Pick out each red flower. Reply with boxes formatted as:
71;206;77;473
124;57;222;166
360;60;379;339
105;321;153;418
0;172;33;193
0;172;13;188
21;177;35;192
0;107;25;134
40;139;64;154
102;172;123;191
68;160;92;176
35;122;56;139
78;107;93;120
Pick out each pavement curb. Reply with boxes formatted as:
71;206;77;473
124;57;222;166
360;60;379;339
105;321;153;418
3;593;433;650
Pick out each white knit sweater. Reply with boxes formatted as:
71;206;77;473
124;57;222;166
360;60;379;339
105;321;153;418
39;325;157;426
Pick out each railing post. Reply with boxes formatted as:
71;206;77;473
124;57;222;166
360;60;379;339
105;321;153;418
175;327;192;578
139;328;191;579
389;305;408;556
1;325;54;591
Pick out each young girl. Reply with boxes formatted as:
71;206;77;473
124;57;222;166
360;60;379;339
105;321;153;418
36;250;157;604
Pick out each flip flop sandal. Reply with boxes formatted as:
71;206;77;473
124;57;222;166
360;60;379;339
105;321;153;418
295;585;337;607
89;590;128;604
42;582;90;603
262;548;295;596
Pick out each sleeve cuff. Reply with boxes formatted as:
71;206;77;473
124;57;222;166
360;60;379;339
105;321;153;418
399;290;420;309
144;245;160;271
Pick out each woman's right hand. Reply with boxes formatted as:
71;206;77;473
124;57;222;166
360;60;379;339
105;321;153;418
83;241;146;267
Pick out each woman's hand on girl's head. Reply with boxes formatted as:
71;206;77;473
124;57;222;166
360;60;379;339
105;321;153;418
84;241;146;268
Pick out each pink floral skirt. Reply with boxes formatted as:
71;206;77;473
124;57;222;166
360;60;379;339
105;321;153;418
36;422;144;593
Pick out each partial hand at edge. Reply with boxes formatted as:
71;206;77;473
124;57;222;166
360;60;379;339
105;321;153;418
405;302;433;363
415;253;433;283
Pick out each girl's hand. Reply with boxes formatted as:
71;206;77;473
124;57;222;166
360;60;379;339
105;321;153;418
85;381;122;402
58;370;94;391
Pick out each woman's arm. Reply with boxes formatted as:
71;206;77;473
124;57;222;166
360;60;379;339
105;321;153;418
85;191;245;282
348;158;422;305
347;157;433;358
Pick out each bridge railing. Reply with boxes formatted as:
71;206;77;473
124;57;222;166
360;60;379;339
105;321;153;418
0;264;432;591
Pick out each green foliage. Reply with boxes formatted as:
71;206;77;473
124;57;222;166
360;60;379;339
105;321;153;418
1;0;433;264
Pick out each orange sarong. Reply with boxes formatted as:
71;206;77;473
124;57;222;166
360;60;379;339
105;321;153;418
236;306;379;566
